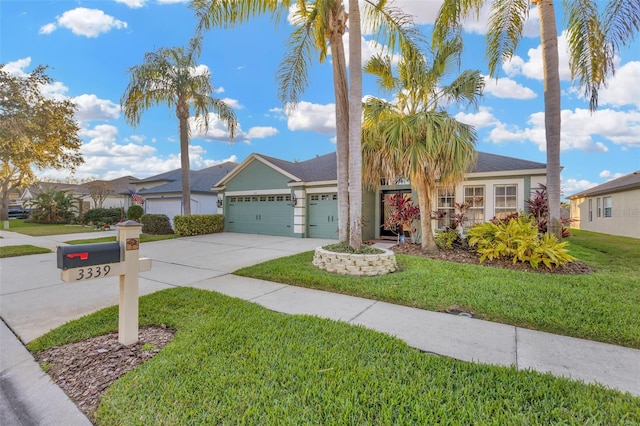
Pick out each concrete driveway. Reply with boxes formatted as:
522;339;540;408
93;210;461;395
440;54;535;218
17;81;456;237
0;232;334;343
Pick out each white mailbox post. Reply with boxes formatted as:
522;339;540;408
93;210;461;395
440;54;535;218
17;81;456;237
57;220;151;345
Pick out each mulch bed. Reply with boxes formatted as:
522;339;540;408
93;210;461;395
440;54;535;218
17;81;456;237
390;243;594;275
34;326;175;422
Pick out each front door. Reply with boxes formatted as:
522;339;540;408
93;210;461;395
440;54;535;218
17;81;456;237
380;189;412;238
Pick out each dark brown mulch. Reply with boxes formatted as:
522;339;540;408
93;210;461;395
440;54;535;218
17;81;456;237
390;243;594;275
34;326;175;422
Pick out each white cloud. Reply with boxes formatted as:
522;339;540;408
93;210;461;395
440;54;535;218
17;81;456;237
455;106;499;129
482;75;537;99
39;23;57;35
73;94;121;122
285;101;336;135
599;170;625;180
220;97;242;110
599;61;640;108
491;107;639;152
247;126;279;139
2;57;32;77
114;0;146;8
505;31;572;81
41;8;127;38
562;177;597;196
190;114;237;142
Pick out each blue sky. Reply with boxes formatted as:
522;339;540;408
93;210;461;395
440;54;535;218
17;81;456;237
2;0;639;199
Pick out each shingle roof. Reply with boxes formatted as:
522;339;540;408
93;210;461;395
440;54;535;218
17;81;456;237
138;162;237;195
258;152;338;181
254;151;545;183
568;170;640;199
471;152;546;173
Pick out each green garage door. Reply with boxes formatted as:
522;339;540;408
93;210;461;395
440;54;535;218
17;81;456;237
226;195;293;236
307;193;338;239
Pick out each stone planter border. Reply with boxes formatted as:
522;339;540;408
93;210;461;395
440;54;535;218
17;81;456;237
312;247;397;276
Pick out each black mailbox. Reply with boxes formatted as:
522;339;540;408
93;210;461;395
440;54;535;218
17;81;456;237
57;242;122;270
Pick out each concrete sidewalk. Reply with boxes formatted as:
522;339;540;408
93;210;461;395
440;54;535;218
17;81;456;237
1;231;639;425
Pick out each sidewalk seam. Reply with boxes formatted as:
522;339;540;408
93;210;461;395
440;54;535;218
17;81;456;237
346;300;378;323
514;326;519;370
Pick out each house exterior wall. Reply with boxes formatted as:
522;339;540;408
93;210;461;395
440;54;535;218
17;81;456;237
225;161;292;191
373;173;547;239
570;188;640;239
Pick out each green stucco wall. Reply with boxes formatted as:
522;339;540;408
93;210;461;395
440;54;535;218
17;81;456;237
225;161;292;191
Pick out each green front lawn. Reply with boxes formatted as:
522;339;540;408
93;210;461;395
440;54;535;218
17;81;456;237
2;220;102;236
236;229;640;348
0;245;51;258
64;233;179;245
28;288;640;425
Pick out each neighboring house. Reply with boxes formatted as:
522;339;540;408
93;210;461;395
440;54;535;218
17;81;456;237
132;162;237;221
213;151;548;240
23;177;139;216
567;171;640;239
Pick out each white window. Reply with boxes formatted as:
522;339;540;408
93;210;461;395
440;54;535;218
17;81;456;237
436;188;455;229
589;199;593;222
494;185;517;219
603;196;612;218
597;198;601;218
464;186;485;226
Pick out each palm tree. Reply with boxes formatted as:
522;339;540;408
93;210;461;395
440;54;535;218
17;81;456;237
433;0;640;239
362;38;484;252
191;0;420;249
121;37;237;216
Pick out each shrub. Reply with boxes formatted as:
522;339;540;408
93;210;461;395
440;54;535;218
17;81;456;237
140;214;173;235
82;208;124;225
435;229;460;250
28;187;76;224
127;205;144;221
173;214;224;236
467;215;575;269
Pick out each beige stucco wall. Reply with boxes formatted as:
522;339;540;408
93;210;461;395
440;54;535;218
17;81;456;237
570;188;640;239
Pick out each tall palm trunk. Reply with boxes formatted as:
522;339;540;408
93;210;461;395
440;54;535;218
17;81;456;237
329;6;350;243
535;0;562;239
413;174;437;253
177;99;192;216
348;0;362;250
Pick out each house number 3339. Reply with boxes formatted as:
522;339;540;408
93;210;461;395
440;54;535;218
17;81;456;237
75;265;112;280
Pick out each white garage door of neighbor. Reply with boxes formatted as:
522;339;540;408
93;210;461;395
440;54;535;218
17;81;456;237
145;198;181;222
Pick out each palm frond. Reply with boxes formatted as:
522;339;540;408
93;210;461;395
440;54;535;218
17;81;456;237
191;0;290;32
432;0;484;48
485;0;529;77
362;0;425;56
364;54;396;92
603;0;640;53
564;0;613;111
276;23;315;106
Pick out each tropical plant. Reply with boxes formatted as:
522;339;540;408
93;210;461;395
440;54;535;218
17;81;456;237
0;64;83;220
191;0;420;250
434;228;460;250
433;0;640;239
467;215;575;269
28;187;77;224
362;38;484;253
121;37;237;216
383;193;420;244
